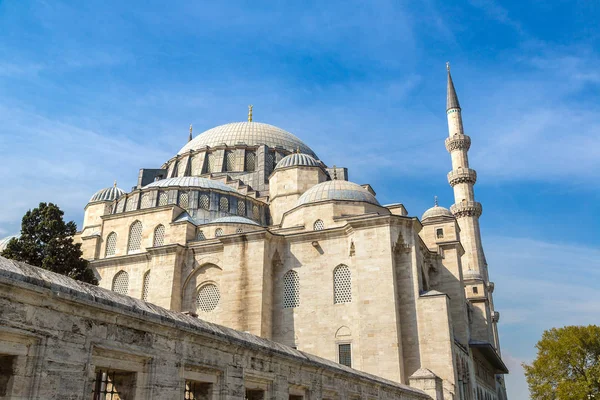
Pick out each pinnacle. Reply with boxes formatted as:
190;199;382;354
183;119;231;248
447;69;461;111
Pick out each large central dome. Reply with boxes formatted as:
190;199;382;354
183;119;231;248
178;122;317;158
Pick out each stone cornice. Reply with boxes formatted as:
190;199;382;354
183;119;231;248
450;201;482;218
447;168;477;187
445;134;471;152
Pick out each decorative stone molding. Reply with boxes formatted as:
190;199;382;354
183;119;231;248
445;134;471;152
450;201;482;218
447;168;477;187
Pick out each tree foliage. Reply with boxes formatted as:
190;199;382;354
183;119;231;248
1;202;98;285
524;325;600;400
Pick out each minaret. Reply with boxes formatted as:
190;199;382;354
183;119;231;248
445;63;487;281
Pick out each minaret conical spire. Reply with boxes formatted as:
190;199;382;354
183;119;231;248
188;124;193;142
446;62;460;111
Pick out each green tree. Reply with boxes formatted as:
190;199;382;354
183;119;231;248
1;202;98;285
524;325;600;400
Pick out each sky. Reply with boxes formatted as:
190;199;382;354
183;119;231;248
0;1;599;398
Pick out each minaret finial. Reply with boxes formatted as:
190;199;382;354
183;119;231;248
248;105;253;122
188;124;193;142
333;165;337;180
446;61;450;71
434;195;438;207
114;180;117;188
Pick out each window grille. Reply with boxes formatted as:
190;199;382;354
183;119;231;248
104;203;113;215
142;271;150;301
112;270;129;295
334;265;352;304
179;191;189;209
219;197;229;212
225;150;235;171
199;194;210;210
338;344;352;367
215;228;223;237
127;221;143;253
196;284;220;312
283;270;299;308
153;224;165;247
266;151;276;171
125;194;138;212
245;150;256;172
436;228;444;239
313;219;325;231
140;192;152;209
236;227;243;234
92;369;135;400
116;198;125;213
237;200;246;216
158;191;168;206
197;230;206;240
105;232;117;257
252;205;260;221
207;152;215;173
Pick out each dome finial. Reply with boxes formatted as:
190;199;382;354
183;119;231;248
114;180;117;188
333;165;338;180
434;195;438;207
248;105;253;122
296;146;300;154
188;124;193;142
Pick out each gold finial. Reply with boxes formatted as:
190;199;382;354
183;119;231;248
434;195;438;207
188;124;193;142
333;165;337;180
114;180;117;188
446;62;450;71
248;105;253;122
296;146;300;154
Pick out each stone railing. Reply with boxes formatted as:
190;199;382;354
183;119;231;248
447;168;477;187
445;134;471;152
450;201;482;218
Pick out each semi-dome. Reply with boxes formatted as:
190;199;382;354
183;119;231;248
178;122;317;158
0;235;18;252
297;180;380;206
275;153;321;170
210;216;260;226
421;204;454;221
144;177;238;193
89;184;126;203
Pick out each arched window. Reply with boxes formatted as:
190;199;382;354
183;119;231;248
196;283;220;312
105;232;117;257
127;220;143;254
219;197;229;213
179;191;189;209
153;224;165;247
140;192;152;209
313;219;325;231
158;191;168;206
197;230;206;241
245;150;256;172
199;194;210;210
112;270;129;295
333;265;352;304
142;270;150;301
237;200;246;216
125;194;138;212
225;150;235;171
252;205;260;221
206;152;215;173
215;228;223;237
283;270;300;308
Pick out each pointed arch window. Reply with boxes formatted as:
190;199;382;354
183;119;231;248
142;270;150;301
283;270;300;308
105;232;117;257
252;205;260;221
333;265;352;304
245;150;256;172
197;230;206;241
219;197;229;213
153;224;165;247
225;150;235;171
127;220;143;254
215;228;224;237
237;200;246;216
313;219;325;231
112;271;129;295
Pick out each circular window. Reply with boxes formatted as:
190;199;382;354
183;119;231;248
196;284;220;312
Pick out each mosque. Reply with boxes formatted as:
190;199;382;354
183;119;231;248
1;68;508;400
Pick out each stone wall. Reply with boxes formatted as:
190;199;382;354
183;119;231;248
0;256;432;400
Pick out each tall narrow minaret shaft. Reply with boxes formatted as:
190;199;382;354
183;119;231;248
445;64;487;280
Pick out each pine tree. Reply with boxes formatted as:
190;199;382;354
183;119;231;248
1;202;98;285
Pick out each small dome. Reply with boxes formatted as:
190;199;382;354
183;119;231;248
297;180;380;207
0;235;18;252
144;177;238;193
178;121;317;158
422;204;453;221
275;153;321;170
89;185;126;203
210;216;260;226
463;269;483;281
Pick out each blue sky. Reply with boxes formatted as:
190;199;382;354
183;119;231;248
1;1;599;398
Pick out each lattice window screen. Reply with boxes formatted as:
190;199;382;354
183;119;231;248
112;271;129;295
153;225;165;247
333;265;352;304
245;151;256;172
237;200;246;216
252;205;260;221
142;271;150;301
116;198;126;213
158;191;168;206
199;194;210;210
197;230;206;241
225;150;235;171
179;191;189;210
207;152;215;173
105;232;117;257
127;221;143;253
313;219;325;231
215;228;224;237
283;270;300;308
196;284;220;312
140;193;152;209
125;194;138;212
266;151;275;171
219;197;229;212
338;344;352;367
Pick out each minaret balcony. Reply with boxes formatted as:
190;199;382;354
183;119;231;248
447;168;477;186
445;134;471;152
450;201;482;218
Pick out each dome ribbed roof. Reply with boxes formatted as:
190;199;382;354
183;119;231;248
0;235;18;252
89;186;126;203
275;153;321;170
297;180;380;206
421;205;454;221
210;216;260;226
178;122;317;158
144;177;238;193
